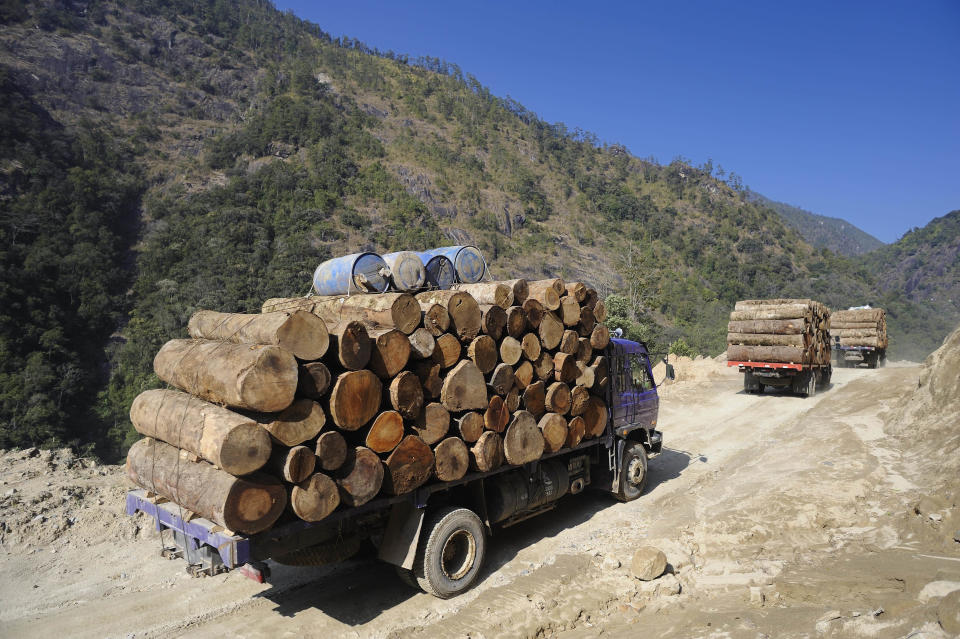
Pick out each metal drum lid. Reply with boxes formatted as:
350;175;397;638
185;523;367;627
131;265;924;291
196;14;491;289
382;251;426;291
352;252;391;293
452;246;485;283
424;255;456;290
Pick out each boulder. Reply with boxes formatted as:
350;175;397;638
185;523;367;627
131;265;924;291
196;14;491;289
939;589;960;635
631;547;667;581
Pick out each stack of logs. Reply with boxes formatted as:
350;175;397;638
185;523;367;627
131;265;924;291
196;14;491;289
726;298;832;364
124;278;611;536
830;308;887;348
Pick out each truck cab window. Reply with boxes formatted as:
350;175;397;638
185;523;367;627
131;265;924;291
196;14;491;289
630;354;654;391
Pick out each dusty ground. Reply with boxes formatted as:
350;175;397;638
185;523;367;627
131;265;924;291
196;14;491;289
1;343;958;638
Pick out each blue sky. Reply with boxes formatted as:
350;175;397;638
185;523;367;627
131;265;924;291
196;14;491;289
275;1;959;243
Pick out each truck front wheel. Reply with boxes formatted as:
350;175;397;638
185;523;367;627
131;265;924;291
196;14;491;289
615;443;649;502
415;507;487;598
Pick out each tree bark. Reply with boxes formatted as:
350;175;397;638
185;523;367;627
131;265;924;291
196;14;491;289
298;362;331;399
538;413;568;453
726;344;808;363
440;360;488;411
434;437;469;482
727;332;808;347
488;363;515;396
126;438;285;534
566;416;586;448
251;399;326;447
559;297;581;327
408;328;436;360
526;281;560;310
545;382;571;415
539;311;564;350
451;282;513;308
382;435;434;495
521;381;546;418
315;431;347;472
505;306;527;338
415;291;481;341
470;431;503;472
503;411;545;465
328;370;382;430
289;472;339;522
478;304;507;341
414;402;450;445
334;446;384;507
456;412;484;443
484;395;510;433
729;306;812;322
388;371;424;420
582;396;608;438
432;333;463;368
327;321;372;371
514;360;534;389
368;328;411;378
559;330;579;355
365;411;404;454
727;319;807;335
420;302;450;337
273;292;421;335
154;339;298;413
467;335;499;373
188;309;329;361
499;336;523;366
129;389;271;476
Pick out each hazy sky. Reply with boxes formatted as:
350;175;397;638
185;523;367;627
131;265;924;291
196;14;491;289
275;1;960;243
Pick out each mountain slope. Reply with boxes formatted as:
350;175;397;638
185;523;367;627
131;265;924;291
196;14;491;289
748;191;886;256
0;0;953;457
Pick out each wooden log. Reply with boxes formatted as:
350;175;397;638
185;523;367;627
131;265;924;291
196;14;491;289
833;328;882;338
298;362;332;399
503;279;529;305
315;431;347;471
488;363;515;396
126;438;286;535
505;386;520;412
729;306;812;322
188;309;329;361
335;447;384;507
527;281;560;310
129;389;271;476
289;473;339;522
836;336;885;347
538;413;568;454
269;292;421;335
388;371;424;421
503;411;545;465
252;398;326;447
470;431;503;472
576;338;593;364
569;385;590;417
727;319;807;335
451;282;513;309
575;362;596;389
726;333;808;347
564;282;587;302
582;396;608;438
468;335;499;373
582;287;599;310
432;333;463;368
479;304;507;341
566;416;586;448
368;328;411;378
559;297;581;327
154;339;298;413
267;445;316;483
514;360;534;389
434;437;469;482
593;299;607;323
420;302;450;337
521;333;541;361
553;352;579;384
484;395;510;433
726;344;808;363
457;412;484;443
533;352;554;381
539;311;564;350
415;402;450;445
832;308;884;323
499;336;523;366
440;360;488;411
831;321;882;330
408;328;436;360
382;435;433;495
545;382;571;415
523;299;545;328
365;411;404;454
578;307;596;336
590;324;610;350
327;321;372;371
415;291;481;342
522;380;546;418
559;330;579;354
505;306;528;338
414;361;443;399
329;370;382;430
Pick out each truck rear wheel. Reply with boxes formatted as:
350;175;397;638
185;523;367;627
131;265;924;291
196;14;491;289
415;507;486;599
615;443;648;502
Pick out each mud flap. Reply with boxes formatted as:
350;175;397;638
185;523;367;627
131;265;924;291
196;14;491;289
378;500;425;570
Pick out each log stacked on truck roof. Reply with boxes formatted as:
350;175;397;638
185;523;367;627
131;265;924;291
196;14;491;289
124;278;611;536
830;308;887;348
726;298;832;365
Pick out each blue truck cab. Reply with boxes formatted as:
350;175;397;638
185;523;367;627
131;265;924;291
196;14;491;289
126;337;665;598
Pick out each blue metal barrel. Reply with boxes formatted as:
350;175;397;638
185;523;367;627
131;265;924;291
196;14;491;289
417;253;456;290
312;252;391;295
382;251;426;292
421;245;486;283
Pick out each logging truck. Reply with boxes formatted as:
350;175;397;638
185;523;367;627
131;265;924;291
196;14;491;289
126;337;666;599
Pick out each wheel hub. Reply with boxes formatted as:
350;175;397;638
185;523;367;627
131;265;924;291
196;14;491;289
626;457;645;486
440;530;476;580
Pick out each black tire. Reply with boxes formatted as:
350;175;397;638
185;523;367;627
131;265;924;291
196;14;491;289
757;383;765;394
615;443;648;502
414;507;486;599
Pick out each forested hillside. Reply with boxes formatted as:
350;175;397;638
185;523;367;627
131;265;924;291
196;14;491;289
0;0;955;458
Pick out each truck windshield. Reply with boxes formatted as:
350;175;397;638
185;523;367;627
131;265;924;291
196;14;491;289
631;354;654;392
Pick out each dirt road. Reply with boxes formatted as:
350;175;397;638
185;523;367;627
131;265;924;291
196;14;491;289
2;360;958;638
